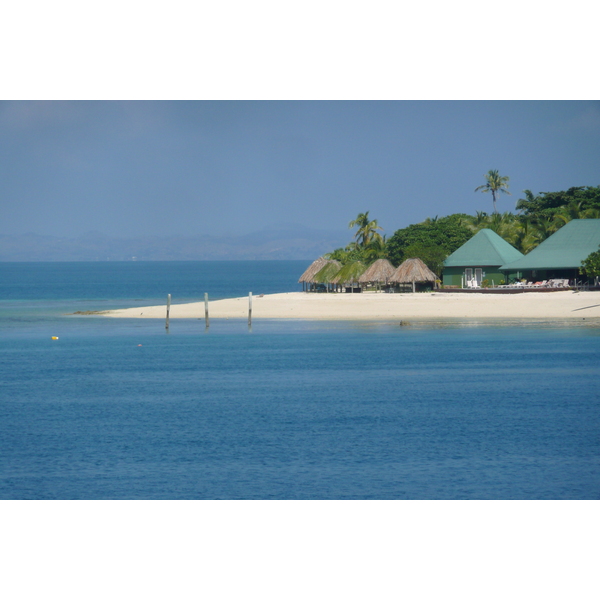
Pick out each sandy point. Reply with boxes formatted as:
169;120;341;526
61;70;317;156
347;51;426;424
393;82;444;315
97;290;600;321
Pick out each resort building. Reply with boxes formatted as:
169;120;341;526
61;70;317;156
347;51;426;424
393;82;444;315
442;228;524;287
500;219;600;283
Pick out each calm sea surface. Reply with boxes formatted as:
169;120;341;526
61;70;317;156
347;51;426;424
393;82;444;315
1;261;599;499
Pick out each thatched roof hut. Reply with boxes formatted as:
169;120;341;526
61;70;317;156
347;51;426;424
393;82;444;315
358;258;395;285
313;260;342;283
390;258;438;292
299;257;329;283
331;261;367;285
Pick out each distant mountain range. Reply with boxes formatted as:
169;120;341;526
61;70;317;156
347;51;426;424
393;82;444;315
0;225;349;261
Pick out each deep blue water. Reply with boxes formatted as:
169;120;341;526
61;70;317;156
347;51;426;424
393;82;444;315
1;262;599;499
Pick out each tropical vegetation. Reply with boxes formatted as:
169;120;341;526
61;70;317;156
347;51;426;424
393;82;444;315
348;211;383;248
515;186;600;221
385;214;473;276
325;211;386;265
581;246;600;278
474;169;511;214
320;184;600;284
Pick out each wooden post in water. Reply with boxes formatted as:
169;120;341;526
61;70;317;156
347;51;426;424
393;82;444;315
204;292;209;328
166;294;171;330
248;292;253;327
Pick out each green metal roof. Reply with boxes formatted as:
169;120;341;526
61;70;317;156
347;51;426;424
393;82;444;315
443;228;524;267
501;219;600;271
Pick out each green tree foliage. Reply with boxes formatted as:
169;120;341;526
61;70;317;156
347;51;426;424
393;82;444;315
386;214;473;267
324;245;364;265
510;217;539;254
314;261;342;283
326;187;599;273
516;186;600;221
327;212;387;266
464;211;563;254
333;261;367;283
401;243;447;276
475;169;511;214
348;211;384;248
580;246;600;278
362;234;387;262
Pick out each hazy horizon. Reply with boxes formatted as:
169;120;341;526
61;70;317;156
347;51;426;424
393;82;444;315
1;101;598;243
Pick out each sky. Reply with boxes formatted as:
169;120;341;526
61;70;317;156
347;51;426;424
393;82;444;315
1;100;599;240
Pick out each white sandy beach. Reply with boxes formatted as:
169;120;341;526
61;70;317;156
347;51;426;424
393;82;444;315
99;290;600;321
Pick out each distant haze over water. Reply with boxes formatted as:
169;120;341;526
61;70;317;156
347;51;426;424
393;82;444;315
0;225;347;262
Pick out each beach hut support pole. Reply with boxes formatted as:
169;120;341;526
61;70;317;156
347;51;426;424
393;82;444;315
248;292;252;327
204;292;209;328
166;294;171;330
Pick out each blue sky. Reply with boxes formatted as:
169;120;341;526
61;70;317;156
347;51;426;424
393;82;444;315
1;101;598;240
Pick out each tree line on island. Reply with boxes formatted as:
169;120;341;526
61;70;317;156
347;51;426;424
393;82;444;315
320;174;600;285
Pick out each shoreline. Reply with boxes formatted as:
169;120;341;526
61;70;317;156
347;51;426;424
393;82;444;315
93;290;600;321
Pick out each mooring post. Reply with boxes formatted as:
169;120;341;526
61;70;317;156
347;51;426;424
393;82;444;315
166;293;171;330
248;291;252;327
204;292;209;328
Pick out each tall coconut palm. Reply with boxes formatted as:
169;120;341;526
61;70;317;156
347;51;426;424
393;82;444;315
475;170;511;214
348;211;383;248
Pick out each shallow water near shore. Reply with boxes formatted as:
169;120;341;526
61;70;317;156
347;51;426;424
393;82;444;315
1;262;599;499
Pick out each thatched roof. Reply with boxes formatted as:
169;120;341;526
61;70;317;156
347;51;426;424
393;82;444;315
390;258;437;283
331;261;367;284
299;257;328;283
313;260;342;283
358;258;396;284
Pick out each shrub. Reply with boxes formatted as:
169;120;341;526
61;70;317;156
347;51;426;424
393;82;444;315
581;246;600;278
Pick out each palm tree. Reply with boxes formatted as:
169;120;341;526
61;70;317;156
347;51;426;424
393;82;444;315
512;218;538;254
348;211;383;248
488;211;516;238
363;234;387;262
531;216;560;245
554;200;590;225
516;189;536;213
324;247;350;263
475;170;511;214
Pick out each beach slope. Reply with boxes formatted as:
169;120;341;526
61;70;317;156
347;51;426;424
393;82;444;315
100;291;600;320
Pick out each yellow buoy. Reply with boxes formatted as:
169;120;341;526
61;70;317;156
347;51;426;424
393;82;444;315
51;336;59;340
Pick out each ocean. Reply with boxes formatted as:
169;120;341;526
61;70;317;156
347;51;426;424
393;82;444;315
1;261;599;499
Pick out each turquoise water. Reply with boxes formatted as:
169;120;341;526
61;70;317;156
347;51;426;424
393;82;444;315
0;260;309;317
1;262;599;499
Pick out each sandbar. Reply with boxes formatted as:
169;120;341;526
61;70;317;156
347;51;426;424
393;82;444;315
99;291;600;321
